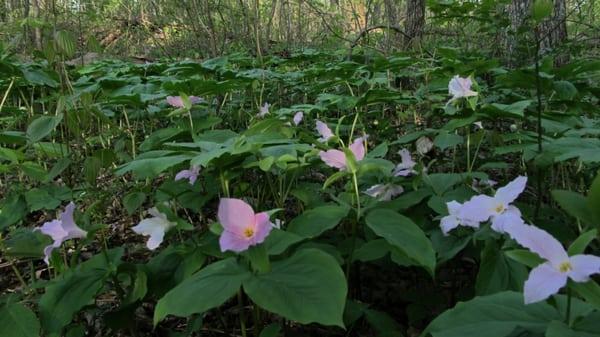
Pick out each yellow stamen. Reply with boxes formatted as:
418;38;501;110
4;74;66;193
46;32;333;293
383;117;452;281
559;261;572;273
243;227;255;238
495;204;505;213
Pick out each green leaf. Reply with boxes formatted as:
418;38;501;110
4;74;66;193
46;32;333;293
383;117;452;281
259;323;282;337
365;209;436;275
423;291;561;337
243;249;347;327
115;152;193;179
568;230;597;255
488;100;532;118
24;188;61;211
434;132;463;151
504;249;544;268
26;114;63;143
287;205;349;239
55;30;76;57
552;190;595;225
39;268;107;333
154;258;250;325
588;173;600;225
0;302;41;337
553;81;578;100
123;192;146;215
571;281;600;310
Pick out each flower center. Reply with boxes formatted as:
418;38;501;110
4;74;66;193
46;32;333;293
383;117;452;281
494;204;505;213
558;261;572;273
243;227;255;238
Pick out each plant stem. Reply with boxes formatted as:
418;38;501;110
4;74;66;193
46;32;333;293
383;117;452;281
533;31;544;220
565;286;572;325
237;290;248;337
345;172;361;280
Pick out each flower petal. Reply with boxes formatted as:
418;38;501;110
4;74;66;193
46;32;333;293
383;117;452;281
219;231;251;253
316;120;334;142
505;224;569;266
166;96;184;108
568;254;600;282
349;138;365;161
37;219;68;242
60;202;87;239
251;212;274;245
218;198;256;234
524;262;567;304
146;228;166;250
319;149;347;170
440;215;460;235
293;111;303;125
490;206;524;233
495;176;527;204
459;195;496;222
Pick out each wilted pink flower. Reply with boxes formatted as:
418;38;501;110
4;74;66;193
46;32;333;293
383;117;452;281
316;120;334;142
319;137;365;171
448;75;478;102
393;149;417;177
293;111;303;125
132;208;176;250
364;184;404;201
175;165;201;185
440;201;480;235
460;176;527;233
257;102;270;118
506;223;600;304
166;95;203;108
218;198;274;253
35;202;87;264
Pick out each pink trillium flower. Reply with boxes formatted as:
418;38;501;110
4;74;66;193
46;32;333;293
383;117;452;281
393;149;417;177
460;176;527;233
364;184;404;201
440;201;480;235
132;208;176;250
319;137;365;171
218;198;274;253
448;75;478;102
35;202;87;264
166;95;203;108
257;102;270;118
506;223;600;304
316;120;334;142
293;111;304;126
175;165;201;185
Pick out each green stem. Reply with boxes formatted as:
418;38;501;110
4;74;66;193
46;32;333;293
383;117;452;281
237;290;248;337
565;286;572;325
345;172;361;280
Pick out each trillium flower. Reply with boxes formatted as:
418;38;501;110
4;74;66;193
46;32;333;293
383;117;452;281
448;75;478;102
132;208;176;250
440;201;480;235
166;95;203;108
175;165;201;185
506;223;600;304
393;149;417;177
293;111;303;125
473;121;484;130
35;202;87;264
319;137;365;171
218;198;274;253
257;102;270;118
316;120;334;142
364;184;404;201
460;176;527;233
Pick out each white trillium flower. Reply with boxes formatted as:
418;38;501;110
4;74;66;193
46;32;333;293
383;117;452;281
132;208;176;250
364;184;404;201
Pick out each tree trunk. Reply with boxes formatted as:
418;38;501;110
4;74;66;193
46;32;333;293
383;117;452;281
540;0;569;66
505;0;532;67
384;0;399;50
403;0;425;49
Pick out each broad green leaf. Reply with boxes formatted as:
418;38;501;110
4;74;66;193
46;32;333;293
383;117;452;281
571;281;600;310
0;302;41;337
123;192;146;215
26;114;63;143
365;209;436;275
243;249;347;327
588;173;600;225
115;152;193;179
154;258;250;325
552;190;595;225
287;205;349;238
423;291;561;337
568;230;597;255
504;249;544;268
553;81;578;100
39;268;107;333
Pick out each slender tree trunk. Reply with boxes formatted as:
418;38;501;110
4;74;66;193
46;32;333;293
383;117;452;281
540;0;569;66
403;0;425;49
384;0;399;50
505;0;532;67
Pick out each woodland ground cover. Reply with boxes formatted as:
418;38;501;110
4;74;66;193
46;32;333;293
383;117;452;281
1;1;600;337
